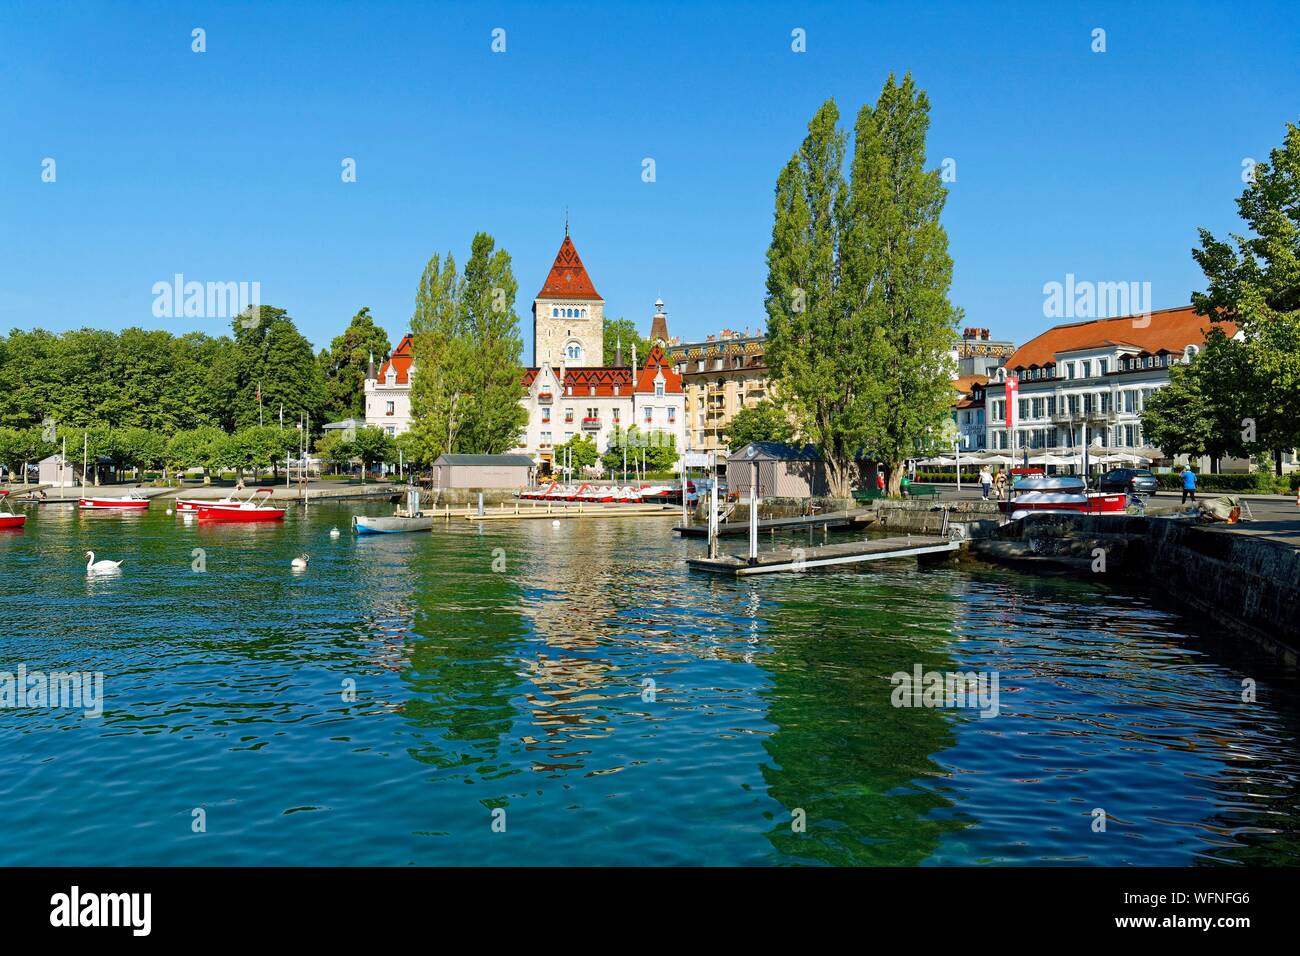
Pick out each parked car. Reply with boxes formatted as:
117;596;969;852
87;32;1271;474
1098;468;1159;496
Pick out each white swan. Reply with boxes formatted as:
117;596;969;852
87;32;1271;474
291;554;310;570
85;551;123;573
329;527;340;538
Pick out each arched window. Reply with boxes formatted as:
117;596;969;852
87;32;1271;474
552;307;558;317
566;342;583;361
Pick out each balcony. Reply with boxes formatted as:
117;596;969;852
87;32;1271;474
537;392;553;404
581;417;601;431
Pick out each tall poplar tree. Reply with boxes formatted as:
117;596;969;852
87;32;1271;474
408;252;469;464
408;235;527;463
764;99;861;494
765;76;960;497
457;233;527;454
847;74;961;495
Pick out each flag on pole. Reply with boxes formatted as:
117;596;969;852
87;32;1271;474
1004;373;1019;451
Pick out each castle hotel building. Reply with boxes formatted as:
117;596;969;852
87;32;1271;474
366;231;687;473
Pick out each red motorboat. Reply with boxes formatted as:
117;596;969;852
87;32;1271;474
175;488;256;512
79;493;151;509
0;491;26;530
196;488;285;522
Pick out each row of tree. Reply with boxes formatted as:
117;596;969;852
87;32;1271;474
0;306;392;437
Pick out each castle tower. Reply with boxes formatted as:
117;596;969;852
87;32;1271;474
649;297;670;345
533;230;604;368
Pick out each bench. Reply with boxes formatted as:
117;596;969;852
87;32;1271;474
852;489;884;503
907;484;939;498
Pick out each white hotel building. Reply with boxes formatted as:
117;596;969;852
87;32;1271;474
982;305;1239;459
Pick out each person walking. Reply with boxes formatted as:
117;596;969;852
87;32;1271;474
1181;465;1198;504
994;469;1008;500
900;473;912;498
876;469;886;494
979;466;993;500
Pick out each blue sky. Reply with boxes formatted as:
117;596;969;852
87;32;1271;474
2;0;1296;362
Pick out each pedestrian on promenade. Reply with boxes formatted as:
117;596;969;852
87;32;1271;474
979;466;993;500
1181;465;1198;504
901;473;912;498
876;469;886;493
994;470;1008;500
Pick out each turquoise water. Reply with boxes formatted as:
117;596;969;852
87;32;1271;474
1;500;1298;865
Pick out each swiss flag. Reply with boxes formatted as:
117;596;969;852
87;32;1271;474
1005;374;1019;436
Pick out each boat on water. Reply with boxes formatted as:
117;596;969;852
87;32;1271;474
0;491;26;530
999;474;1128;518
353;513;434;534
195;488;285;522
353;487;430;533
79;493;151;510
174;488;257;512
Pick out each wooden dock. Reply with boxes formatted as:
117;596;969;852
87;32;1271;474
686;534;959;576
674;509;868;537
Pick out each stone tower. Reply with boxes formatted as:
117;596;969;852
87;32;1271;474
533;229;604;368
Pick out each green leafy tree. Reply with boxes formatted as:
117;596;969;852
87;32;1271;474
1190;119;1300;473
602;317;649;366
723;400;793;449
349;426;397;481
765;77;960;497
553;434;599;474
408;251;469;463
322;307;392;421
0;426;53;483
456;233;528;454
166;426;227;481
408;233;527;460
314;431;352;475
601;425;679;476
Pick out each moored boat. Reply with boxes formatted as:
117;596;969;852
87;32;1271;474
79;494;151;509
999;475;1127;517
352;514;434;534
196;488;285;522
0;491;26;530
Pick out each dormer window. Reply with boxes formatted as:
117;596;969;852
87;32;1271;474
386;368;396;385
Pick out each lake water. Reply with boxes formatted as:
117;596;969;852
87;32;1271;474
2;500;1298;865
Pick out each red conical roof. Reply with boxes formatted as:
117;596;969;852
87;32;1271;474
537;234;602;301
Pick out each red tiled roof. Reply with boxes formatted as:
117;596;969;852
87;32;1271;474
377;334;413;385
1006;306;1236;369
635;345;682;393
537;234;601;301
522;346;683;396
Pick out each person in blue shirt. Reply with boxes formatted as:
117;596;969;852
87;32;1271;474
1181;466;1198;504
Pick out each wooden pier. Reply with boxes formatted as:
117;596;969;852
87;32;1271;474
673;509;868;537
686;534;959;576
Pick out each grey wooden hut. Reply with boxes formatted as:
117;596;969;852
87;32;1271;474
431;454;535;490
725;442;828;498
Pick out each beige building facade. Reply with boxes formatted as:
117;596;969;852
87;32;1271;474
668;332;770;460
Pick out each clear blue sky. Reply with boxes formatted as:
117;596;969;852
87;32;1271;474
2;0;1296;363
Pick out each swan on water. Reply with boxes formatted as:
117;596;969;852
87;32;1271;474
291;554;310;570
329;527;340;538
85;551;123;573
